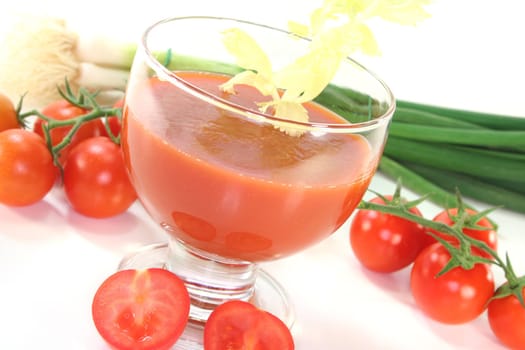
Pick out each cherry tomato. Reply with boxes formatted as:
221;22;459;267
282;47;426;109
0;129;56;206
488;286;525;350
204;300;294;350
428;208;497;259
92;268;190;350
410;242;495;324
63;136;137;218
101;98;123;138
349;196;433;272
33;100;105;161
0;93;19;132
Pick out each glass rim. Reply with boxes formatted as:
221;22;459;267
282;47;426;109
140;15;396;133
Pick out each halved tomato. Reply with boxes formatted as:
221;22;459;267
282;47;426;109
204;300;294;350
92;268;190;350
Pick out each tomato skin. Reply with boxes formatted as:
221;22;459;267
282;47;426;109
349;196;432;272
101;99;123;138
33;100;104;161
0;93;19;132
63;137;137;218
92;268;190;350
488;287;525;350
429;208;497;259
410;243;495;324
204;300;294;350
105;115;122;138
0;129;56;206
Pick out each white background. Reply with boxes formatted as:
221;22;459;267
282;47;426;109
1;1;525;349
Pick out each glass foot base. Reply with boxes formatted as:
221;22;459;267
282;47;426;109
118;242;295;349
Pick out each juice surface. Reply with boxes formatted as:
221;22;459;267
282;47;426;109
122;71;375;261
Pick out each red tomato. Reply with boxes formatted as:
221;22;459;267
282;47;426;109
204;300;294;350
349;196;433;272
109;99;124;134
0;129;56;206
410;243;495;324
101;99;124;138
429;208;497;259
63;136;137;218
33;100;104;161
92;268;190;350
488;287;525;350
0;93;19;132
106;115;122;137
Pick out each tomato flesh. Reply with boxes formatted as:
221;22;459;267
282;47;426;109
92;268;190;350
410;243;495;324
204;300;294;350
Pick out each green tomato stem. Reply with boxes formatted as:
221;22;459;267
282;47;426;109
17;81;122;171
359;190;525;307
357;192;518;282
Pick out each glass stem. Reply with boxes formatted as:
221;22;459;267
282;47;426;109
167;239;257;323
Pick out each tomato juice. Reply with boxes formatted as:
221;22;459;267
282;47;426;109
122;71;375;261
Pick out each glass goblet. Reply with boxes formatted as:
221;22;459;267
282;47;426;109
119;15;394;346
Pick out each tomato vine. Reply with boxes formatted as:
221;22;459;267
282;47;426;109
17;80;122;171
357;186;525;307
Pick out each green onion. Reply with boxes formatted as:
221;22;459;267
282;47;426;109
378;156;461;209
396;100;525;130
378;157;500;226
400;161;525;214
162;53;243;76
384;137;525;183
389;124;525;151
479;177;525;196
393;106;486;129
